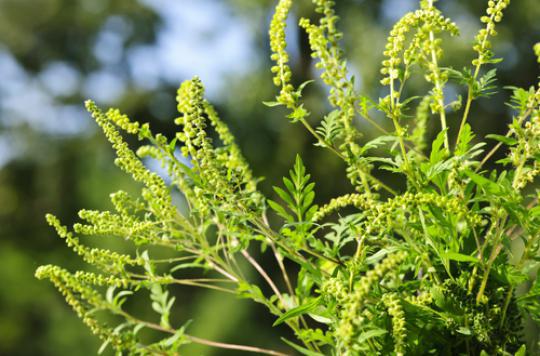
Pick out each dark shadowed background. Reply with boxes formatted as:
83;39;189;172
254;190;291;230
0;0;539;354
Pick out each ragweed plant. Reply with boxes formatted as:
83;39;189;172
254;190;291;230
37;0;540;355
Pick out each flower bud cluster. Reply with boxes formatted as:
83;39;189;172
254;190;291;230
473;0;510;67
312;0;340;44
175;77;263;218
176;77;232;216
321;277;348;303
381;12;418;86
204;101;260;198
86;100;177;223
35;265;133;352
335;251;407;350
269;0;295;107
369;192;481;229
511;107;540;189
73;209;158;246
299;14;356;143
46;213;142;273
312;193;372;222
382;293;407;356
406;291;433;306
380;8;458;86
410;95;432;151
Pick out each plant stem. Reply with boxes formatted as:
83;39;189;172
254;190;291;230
429;37;449;150
187;335;289;356
476;106;533;172
242;250;285;307
120;311;289;356
455;9;496;149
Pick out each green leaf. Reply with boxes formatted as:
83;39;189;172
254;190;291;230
361;135;396;154
464;170;501;194
357;328;388;343
273;298;321;326
473;69;498;98
97;339;110;355
283;177;295;195
281;338;324;356
315;110;341;144
274;186;294;207
262;101;283;107
168;137;178;153
485;134;518;146
457;326;472;335
268;199;294;222
441;251;479;264
430;129;448;164
288;104;309;122
455;123;474;155
272;155;317;223
296;80;315;96
515;345;526;356
170;262;203;273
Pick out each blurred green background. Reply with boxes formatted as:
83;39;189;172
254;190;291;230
0;0;539;355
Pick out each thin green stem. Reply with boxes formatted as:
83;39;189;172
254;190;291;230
455;9;496;149
118;310;288;356
476;107;533;172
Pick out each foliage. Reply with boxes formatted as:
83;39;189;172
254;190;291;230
36;0;540;355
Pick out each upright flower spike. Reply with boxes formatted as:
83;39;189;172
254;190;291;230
301;0;356;146
380;12;418;88
300;0;383;195
334;251;407;352
382;293;407;356
509;90;540;190
86;100;177;223
473;0;511;67
456;0;510;147
203;100;261;204
46;214;143;273
269;0;295;108
410;95;432;151
380;4;458;150
35;265;135;353
175;77;262;216
175;77;228;211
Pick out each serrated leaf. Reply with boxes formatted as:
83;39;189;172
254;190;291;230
274;186;294;207
456;123;474;155
268;200;294;222
361;135;396;154
430;129;448;164
283;177;295;195
288;104;309;122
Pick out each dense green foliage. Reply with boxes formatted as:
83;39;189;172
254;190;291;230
36;0;540;354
